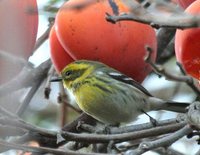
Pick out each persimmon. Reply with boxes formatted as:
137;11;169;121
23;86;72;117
0;0;38;84
176;0;196;9
55;0;157;82
49;25;74;73
175;0;200;80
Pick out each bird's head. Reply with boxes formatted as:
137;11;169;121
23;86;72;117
51;60;106;89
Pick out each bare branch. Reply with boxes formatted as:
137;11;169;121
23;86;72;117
60;122;186;143
44;65;55;99
33;18;54;52
0;125;26;138
106;1;200;29
130;125;192;155
16;80;43;116
0;140;112;155
156;28;175;63
187;101;200;129
59;82;68;127
80;118;184;134
0;59;51;97
0;50;29;67
144;46;200;96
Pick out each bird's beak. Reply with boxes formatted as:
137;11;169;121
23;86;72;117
50;77;63;82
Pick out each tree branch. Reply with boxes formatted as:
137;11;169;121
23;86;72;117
144;46;200;96
0;59;51;97
106;0;200;29
0;140;112;155
131;125;192;155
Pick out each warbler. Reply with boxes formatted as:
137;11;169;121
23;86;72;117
51;60;189;124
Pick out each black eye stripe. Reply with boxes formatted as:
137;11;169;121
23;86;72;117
65;70;73;76
63;68;88;81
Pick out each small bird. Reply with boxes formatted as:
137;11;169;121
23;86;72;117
51;60;189;124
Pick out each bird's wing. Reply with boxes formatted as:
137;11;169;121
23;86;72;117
105;69;152;97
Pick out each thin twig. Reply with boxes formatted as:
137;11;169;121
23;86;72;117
80;118;184;134
57;87;82;114
187;101;200;129
144;46;200;96
59;82;68;127
157;38;175;63
130;125;192;155
60;122;186;143
0;140;112;155
33;18;54;52
0;125;26;138
156;28;175;64
0;59;51;97
62;113;96;132
0;50;29;67
16;80;43;117
44;65;55;99
0;105;17;118
0;106;187;146
0;133;33;153
61;99;82;114
106;1;200;29
176;62;200;96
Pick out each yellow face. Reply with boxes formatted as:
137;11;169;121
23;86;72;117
60;60;102;89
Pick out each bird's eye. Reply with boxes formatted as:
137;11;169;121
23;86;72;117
65;70;72;77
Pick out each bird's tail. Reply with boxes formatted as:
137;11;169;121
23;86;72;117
148;97;190;113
